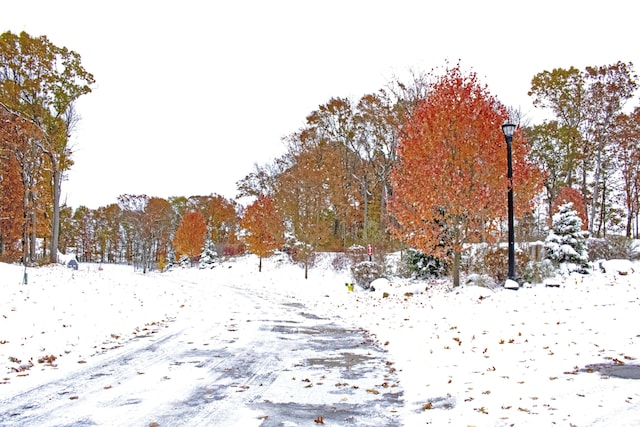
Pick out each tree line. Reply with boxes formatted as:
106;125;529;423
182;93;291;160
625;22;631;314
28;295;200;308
2;30;639;279
57;194;242;272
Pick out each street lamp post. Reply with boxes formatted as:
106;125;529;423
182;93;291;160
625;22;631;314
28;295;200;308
502;122;518;289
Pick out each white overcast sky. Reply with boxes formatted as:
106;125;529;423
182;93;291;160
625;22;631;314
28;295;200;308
2;1;639;209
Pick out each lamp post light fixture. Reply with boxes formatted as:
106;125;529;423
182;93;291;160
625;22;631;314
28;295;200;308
502;122;518;289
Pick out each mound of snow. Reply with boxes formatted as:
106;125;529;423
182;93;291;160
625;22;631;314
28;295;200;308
599;259;635;275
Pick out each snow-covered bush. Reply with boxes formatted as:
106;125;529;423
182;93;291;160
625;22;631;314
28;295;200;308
632;240;640;260
460;242;551;284
198;241;218;269
520;259;556;284
479;246;511;283
465;273;497;288
347;245;368;263
330;252;349;271
544;202;589;272
161;251;177;272
178;254;191;268
403;248;448;279
587;236;635;261
351;261;384;290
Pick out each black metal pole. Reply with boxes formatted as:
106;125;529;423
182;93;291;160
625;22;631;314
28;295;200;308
506;134;516;281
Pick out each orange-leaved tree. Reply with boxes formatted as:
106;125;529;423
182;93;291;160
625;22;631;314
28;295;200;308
0;104;34;262
389;64;542;286
173;210;207;265
551;187;588;230
206;194;240;254
240;194;284;272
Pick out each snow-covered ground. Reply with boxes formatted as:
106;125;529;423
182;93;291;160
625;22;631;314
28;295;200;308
1;254;639;426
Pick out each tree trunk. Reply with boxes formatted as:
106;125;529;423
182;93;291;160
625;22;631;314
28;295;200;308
50;168;61;264
362;178;368;241
380;181;387;240
452;250;461;287
589;147;603;236
581;161;589;227
22;186;29;266
22;217;28;266
598;183;607;238
30;211;36;262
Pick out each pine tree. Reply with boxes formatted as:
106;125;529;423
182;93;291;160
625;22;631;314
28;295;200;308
544;202;590;271
198;240;218;269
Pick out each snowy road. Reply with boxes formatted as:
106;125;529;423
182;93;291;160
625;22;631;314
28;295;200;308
0;276;402;426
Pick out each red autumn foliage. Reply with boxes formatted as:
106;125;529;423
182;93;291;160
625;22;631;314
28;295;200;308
551;187;588;230
389;64;543;286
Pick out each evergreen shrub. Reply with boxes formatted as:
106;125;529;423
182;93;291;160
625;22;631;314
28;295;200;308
404;248;449;279
544;202;589;272
351;261;384;290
